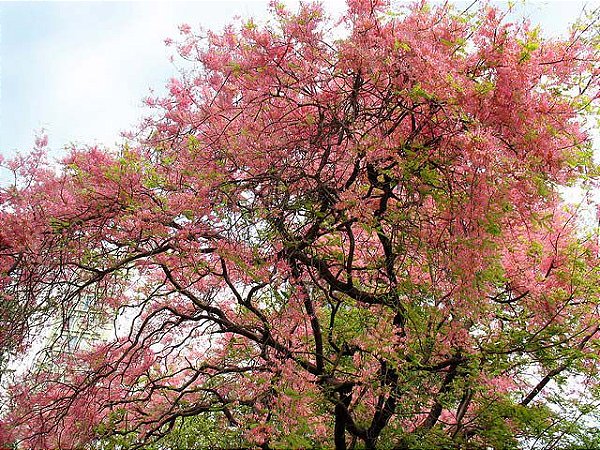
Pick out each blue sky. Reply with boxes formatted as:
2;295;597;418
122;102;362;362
0;1;282;159
0;0;596;162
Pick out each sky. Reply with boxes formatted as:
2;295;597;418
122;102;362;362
0;0;598;163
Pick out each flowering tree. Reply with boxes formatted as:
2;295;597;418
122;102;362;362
1;1;600;448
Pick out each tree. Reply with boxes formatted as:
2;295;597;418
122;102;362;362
1;0;600;448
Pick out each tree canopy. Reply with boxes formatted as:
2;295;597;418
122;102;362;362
1;1;600;448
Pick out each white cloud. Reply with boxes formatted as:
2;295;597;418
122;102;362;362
33;4;191;153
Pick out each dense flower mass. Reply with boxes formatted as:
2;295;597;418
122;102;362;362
1;1;599;448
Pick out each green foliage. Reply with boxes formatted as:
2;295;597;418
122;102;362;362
96;414;247;450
